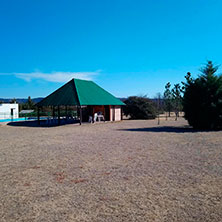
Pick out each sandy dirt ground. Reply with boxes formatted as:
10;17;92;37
0;118;222;222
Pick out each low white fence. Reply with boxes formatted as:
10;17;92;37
0;112;19;120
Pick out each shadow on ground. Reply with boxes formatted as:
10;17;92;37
7;120;80;128
118;126;201;133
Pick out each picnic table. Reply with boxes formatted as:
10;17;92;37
97;114;105;122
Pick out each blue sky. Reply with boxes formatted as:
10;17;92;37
0;0;222;98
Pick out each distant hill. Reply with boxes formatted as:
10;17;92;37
0;97;164;105
0;97;43;104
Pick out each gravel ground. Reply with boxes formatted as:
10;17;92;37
0;118;222;222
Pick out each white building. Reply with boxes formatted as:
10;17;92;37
0;103;19;119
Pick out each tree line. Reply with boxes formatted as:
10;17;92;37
1;96;36;110
123;83;183;121
123;61;222;130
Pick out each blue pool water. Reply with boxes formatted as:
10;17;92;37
0;117;26;122
0;117;47;123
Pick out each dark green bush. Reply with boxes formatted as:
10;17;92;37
183;61;222;129
123;96;157;119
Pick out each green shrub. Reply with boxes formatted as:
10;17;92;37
123;96;157;119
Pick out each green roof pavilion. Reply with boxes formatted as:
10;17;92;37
36;79;125;125
37;78;124;107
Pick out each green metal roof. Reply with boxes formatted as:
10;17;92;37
37;79;125;107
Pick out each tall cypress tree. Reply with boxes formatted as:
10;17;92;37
164;82;173;117
183;61;222;129
172;84;182;120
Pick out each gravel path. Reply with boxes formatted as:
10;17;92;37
0;118;222;222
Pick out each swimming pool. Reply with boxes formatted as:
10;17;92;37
0;117;26;122
0;117;47;123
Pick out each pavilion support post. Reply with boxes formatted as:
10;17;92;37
52;106;55;118
103;105;106;122
58;106;60;125
37;107;40;125
66;106;68;121
52;106;55;125
79;106;82;125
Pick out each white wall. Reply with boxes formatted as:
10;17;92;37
0;103;19;119
114;106;121;121
110;106;122;121
110;106;113;121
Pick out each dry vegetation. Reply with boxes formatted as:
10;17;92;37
0;118;222;221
